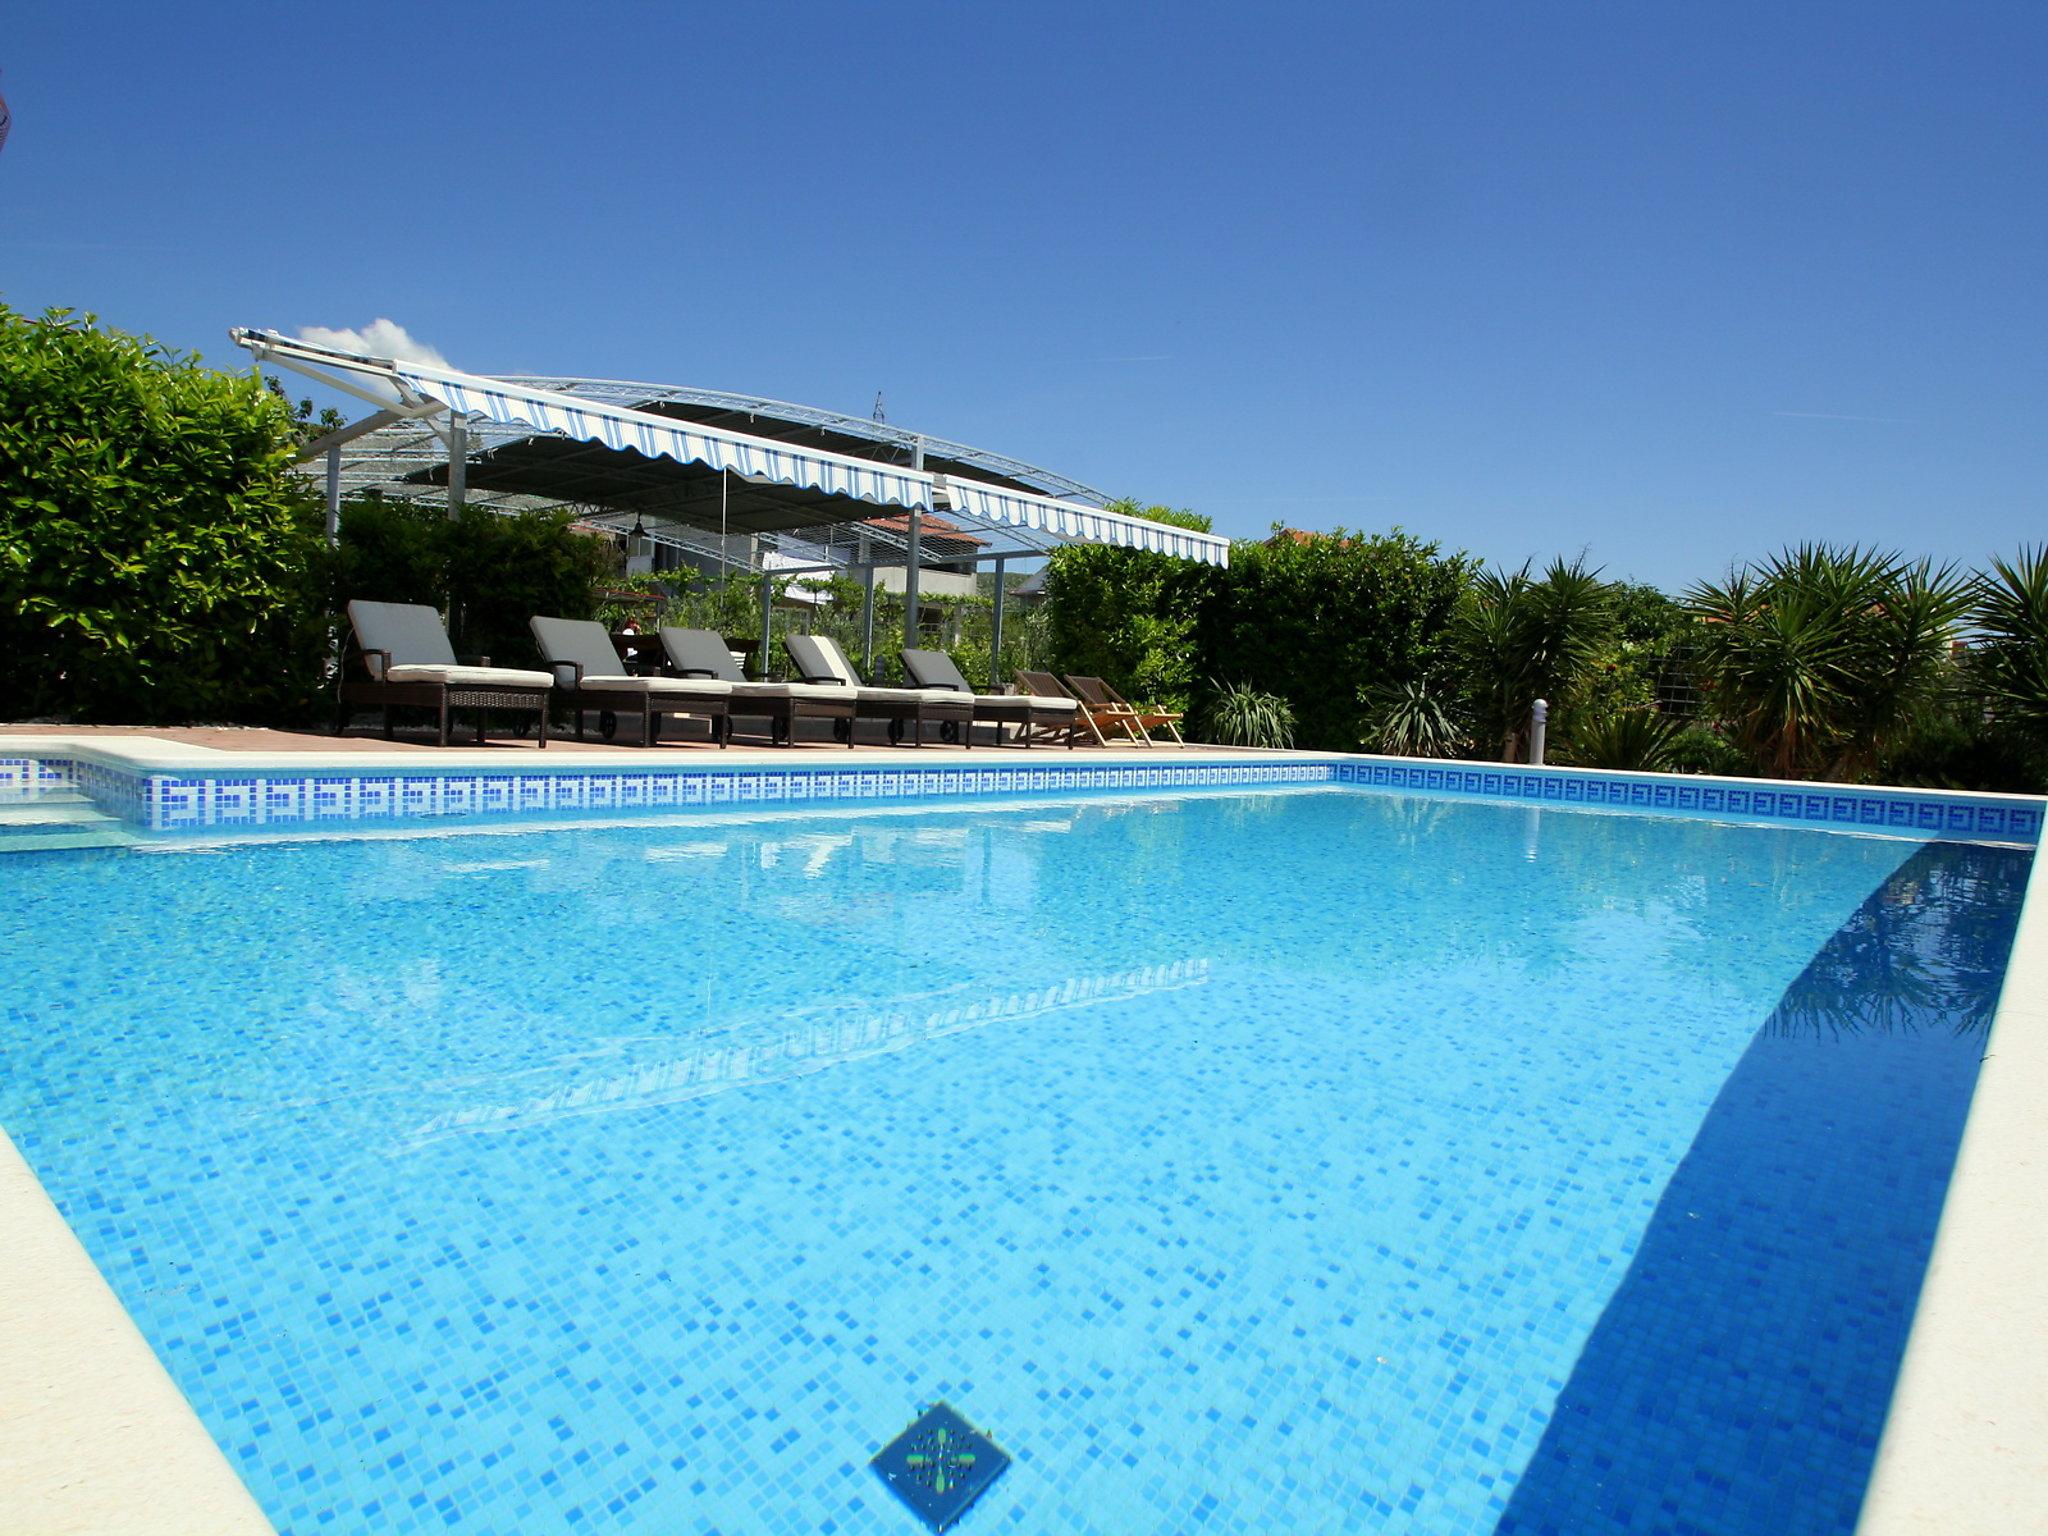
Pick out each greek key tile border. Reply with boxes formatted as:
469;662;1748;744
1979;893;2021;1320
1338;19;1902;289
130;760;1337;832
11;749;2037;844
1333;760;2042;844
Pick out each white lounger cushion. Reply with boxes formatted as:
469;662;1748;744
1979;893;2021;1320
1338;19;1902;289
854;686;971;706
576;675;734;697
968;694;1079;714
730;681;860;701
385;663;555;689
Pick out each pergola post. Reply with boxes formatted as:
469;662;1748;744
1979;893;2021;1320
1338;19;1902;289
903;438;925;654
758;573;775;680
990;556;1007;684
324;444;342;546
445;417;467;521
858;526;876;674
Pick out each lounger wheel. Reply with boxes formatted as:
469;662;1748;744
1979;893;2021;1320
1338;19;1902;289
939;720;960;745
887;718;906;745
832;719;852;744
599;710;618;742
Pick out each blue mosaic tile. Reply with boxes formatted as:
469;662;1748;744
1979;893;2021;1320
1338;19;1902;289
0;792;2029;1533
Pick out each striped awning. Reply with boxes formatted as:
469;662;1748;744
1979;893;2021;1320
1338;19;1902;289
394;365;929;510
234;328;1231;567
938;476;1230;566
399;364;1230;566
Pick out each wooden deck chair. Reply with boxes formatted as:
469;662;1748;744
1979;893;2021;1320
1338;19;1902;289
1013;671;1130;748
1062;675;1187;747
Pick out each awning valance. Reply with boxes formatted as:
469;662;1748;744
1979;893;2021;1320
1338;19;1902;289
394;366;930;510
937;476;1231;566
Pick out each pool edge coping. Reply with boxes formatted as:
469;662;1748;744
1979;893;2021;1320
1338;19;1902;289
0;1130;275;1535
1855;838;2048;1534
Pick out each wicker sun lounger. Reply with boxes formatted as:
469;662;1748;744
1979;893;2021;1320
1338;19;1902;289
657;627;859;747
784;635;975;748
531;616;731;747
900;649;1080;747
341;600;553;747
1063;674;1187;747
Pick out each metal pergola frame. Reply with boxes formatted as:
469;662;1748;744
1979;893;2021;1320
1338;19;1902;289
240;331;1161;679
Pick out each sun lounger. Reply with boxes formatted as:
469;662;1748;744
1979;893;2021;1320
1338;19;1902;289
900;649;1080;748
1063;675;1186;747
784;635;975;748
341;600;554;747
530;617;731;747
658;627;859;748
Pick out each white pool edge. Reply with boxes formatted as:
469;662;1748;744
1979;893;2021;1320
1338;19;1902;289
1855;842;2048;1534
0;1131;274;1535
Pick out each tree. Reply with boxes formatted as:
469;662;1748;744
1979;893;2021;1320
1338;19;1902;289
1966;546;2048;787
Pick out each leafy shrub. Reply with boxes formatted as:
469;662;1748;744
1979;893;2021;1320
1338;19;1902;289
1190;527;1470;753
1043;504;1214;711
334;498;612;672
1661;725;1752;777
0;305;330;723
1198;679;1295;748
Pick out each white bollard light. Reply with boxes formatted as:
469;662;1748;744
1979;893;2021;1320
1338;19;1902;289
1528;699;1549;765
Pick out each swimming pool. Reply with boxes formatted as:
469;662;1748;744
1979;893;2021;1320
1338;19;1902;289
0;784;2030;1533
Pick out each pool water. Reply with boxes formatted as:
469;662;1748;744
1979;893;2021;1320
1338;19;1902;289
0;787;2029;1534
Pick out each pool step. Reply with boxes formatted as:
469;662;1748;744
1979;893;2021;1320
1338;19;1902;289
0;798;132;852
0;796;105;826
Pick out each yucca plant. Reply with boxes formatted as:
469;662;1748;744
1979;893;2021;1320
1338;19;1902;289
1200;679;1296;749
1973;546;2048;735
1566;707;1687;772
1686;544;1970;779
1454;557;1618;761
1360;677;1467;758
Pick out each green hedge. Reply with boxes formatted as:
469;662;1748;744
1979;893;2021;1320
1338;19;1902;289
1196;529;1470;752
0;305;331;723
1045;521;1471;752
334;498;613;672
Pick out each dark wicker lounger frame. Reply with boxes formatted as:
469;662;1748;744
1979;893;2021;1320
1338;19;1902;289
785;637;976;748
899;649;1081;748
339;644;551;748
658;628;859;748
548;661;730;748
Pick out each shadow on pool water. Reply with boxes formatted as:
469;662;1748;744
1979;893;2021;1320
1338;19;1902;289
1494;840;2030;1536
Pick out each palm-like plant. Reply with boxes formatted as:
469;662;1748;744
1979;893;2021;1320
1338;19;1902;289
1199;679;1296;749
1566;707;1687;772
1972;546;2048;735
1455;557;1617;761
1359;677;1467;758
1686;545;1970;780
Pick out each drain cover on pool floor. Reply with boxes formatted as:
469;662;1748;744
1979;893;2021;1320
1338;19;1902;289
871;1401;1010;1531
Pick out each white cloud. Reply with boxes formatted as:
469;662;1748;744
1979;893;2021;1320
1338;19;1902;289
296;318;450;371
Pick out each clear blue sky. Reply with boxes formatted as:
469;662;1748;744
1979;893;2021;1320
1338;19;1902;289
3;2;2042;590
